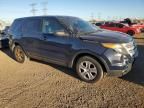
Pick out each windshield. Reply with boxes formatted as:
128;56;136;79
57;17;100;35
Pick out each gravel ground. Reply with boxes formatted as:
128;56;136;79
0;40;144;108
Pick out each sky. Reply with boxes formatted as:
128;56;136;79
0;0;144;22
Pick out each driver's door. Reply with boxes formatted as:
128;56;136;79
37;18;72;65
114;23;125;32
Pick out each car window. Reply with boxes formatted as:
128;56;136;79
42;19;68;36
57;17;100;36
95;23;102;26
115;23;124;28
108;23;115;27
22;19;41;35
9;20;22;36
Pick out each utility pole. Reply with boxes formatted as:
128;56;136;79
42;1;48;16
91;13;94;21
30;3;37;16
98;12;101;21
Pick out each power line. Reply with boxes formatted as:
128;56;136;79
30;3;37;16
41;1;48;16
91;13;94;21
98;12;101;20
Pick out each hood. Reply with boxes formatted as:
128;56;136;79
132;24;144;28
79;30;133;43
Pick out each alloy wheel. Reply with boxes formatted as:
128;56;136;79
79;61;98;80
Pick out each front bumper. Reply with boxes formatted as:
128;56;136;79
141;28;144;32
107;60;133;77
103;47;138;77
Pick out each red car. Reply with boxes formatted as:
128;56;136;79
100;22;141;36
131;24;144;32
120;18;144;32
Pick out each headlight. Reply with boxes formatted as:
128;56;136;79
102;43;127;54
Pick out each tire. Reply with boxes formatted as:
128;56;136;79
127;30;135;36
141;28;144;33
13;45;27;63
76;56;104;83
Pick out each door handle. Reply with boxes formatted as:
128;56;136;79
43;35;47;40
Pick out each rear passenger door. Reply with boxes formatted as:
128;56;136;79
21;18;42;57
101;23;115;31
104;23;124;32
115;23;126;32
106;23;117;31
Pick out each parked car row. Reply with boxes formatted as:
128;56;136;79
100;22;140;36
94;19;144;36
120;18;144;33
6;16;138;83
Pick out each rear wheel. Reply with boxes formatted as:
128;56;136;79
13;45;27;63
127;30;135;36
76;56;104;83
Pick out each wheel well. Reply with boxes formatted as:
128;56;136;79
73;53;107;72
127;30;135;34
13;42;29;57
12;42;20;50
14;42;20;46
11;42;20;51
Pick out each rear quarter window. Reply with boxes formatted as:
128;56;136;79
9;19;23;36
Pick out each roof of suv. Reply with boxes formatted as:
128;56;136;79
14;16;78;21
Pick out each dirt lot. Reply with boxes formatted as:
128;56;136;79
0;39;144;108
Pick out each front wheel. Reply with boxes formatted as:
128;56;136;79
13;45;27;63
76;56;104;83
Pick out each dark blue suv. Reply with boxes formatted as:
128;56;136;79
8;16;138;83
